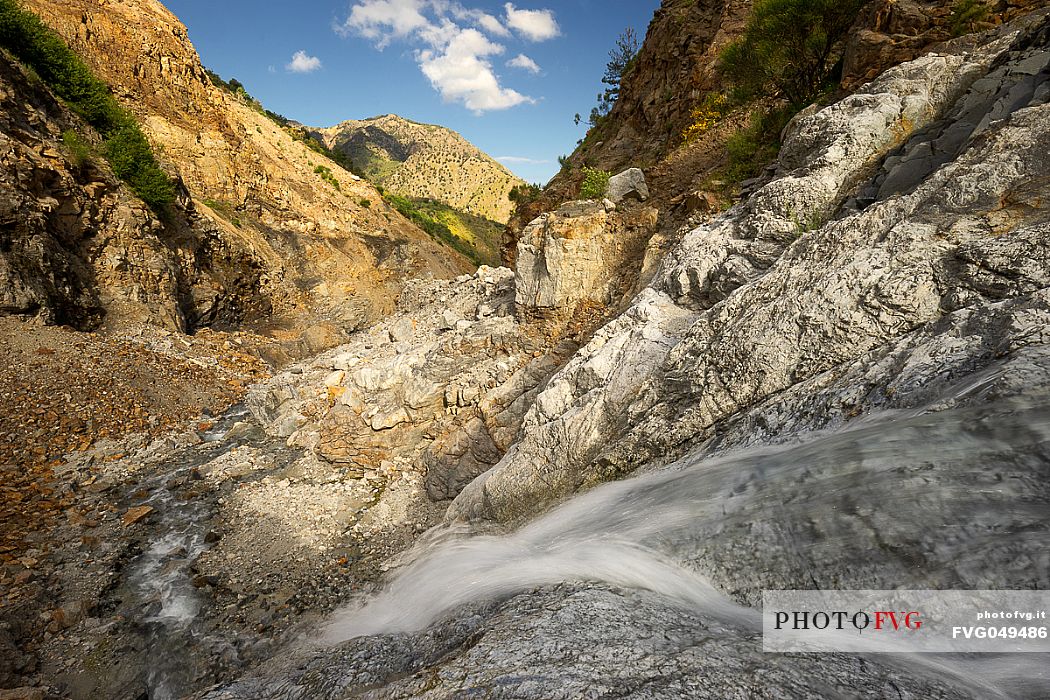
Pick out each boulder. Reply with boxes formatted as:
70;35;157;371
605;168;649;203
514;207;611;313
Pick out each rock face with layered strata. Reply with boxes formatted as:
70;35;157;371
245;267;584;505
515;200;659;316
201;15;1050;699
10;0;468;333
841;0;1049;90
0;50;259;331
449;18;1050;522
242;190;666;504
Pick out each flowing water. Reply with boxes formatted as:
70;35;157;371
322;398;1050;698
119;406;300;700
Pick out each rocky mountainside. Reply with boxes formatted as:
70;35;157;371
7;0;469;336
503;0;1048;267
197;8;1050;698
578;0;750;173
571;0;1046;176
314;114;524;224
5;1;1050;699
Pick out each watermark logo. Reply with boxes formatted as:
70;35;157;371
763;590;1049;653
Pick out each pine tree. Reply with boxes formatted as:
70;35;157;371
589;27;639;127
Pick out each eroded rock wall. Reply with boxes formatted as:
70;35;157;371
1;53;209;330
11;0;470;333
449;15;1050;523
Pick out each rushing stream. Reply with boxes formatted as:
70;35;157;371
119;406;300;700
319;398;1050;698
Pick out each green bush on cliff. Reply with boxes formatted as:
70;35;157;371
950;0;992;37
313;164;341;191
62;129;92;168
0;0;175;211
723;105;797;183
580;168;611;200
715;0;863;187
384;193;485;265
720;0;865;108
104;125;176;208
509;182;542;205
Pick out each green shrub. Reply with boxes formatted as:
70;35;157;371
384;193;484;264
201;198;243;228
722;107;795;184
62;129;92;169
720;0;865;108
359;198;371;208
103;125;176;210
0;0;174;211
950;0;991;37
314;164;341;191
580;167;611;200
790;207;826;235
714;0;864;189
508;183;542;205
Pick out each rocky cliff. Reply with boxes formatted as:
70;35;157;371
315;114;524;225
7;0;469;334
0;53;177;330
7;1;1050;698
201;8;1050;698
503;0;1047;267
451;13;1050;523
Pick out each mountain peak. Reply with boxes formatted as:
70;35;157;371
315;113;524;224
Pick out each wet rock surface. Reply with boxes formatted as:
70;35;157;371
450;15;1050;524
196;15;1050;699
201;397;1050;699
199;587;980;700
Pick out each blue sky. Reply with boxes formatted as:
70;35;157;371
163;0;660;184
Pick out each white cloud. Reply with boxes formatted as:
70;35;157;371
506;53;540;74
337;0;430;46
503;3;559;42
338;0;554;113
496;155;550;164
287;50;323;73
476;12;510;37
419;28;533;112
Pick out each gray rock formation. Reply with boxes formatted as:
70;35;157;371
201;396;1050;698
203;14;1050;700
513;201;609;313
246;267;577;504
605;167;650;203
200;587;997;699
449;18;1050;523
514;201;659;316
